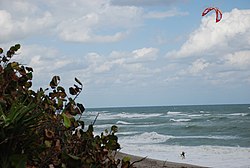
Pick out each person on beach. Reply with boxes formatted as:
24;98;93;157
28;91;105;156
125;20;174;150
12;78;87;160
181;151;185;159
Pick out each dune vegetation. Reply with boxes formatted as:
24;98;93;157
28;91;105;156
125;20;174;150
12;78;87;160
0;44;133;168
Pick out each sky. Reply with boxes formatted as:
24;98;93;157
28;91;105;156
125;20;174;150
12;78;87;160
0;0;250;108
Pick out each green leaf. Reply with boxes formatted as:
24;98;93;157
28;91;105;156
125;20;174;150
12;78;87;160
122;156;131;162
58;99;63;109
25;81;32;88
0;105;7;122
62;113;71;128
26;72;33;80
10;46;16;51
44;140;52;148
111;125;118;133
0;48;3;54
10;154;27;168
14;44;21;50
11;62;19;69
67;154;81;160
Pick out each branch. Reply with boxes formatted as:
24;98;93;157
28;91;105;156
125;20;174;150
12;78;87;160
130;156;147;167
92;112;99;125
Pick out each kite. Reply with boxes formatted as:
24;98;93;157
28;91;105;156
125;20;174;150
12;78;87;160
202;7;222;23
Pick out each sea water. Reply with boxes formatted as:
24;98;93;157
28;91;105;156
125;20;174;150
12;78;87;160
82;104;250;168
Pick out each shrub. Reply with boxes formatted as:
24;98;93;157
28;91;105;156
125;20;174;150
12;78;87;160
0;44;133;168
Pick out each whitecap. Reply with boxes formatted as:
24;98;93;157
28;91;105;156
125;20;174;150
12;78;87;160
170;118;191;122
116;121;134;125
119;132;173;144
113;113;163;119
167;111;185;115
228;113;248;116
136;123;166;127
188;114;203;117
116;131;139;135
175;135;238;140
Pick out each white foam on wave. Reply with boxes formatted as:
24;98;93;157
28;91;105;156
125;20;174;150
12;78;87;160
120;144;250;168
116;131;139;135
188;114;203;117
170;118;191;122
94;112;163;120
116;121;134;125
199;110;210;114
175;135;238;140
136;123;166;127
228;113;248;116
82;111;112;121
116;112;163;119
167;111;187;116
119;132;173;144
94;124;112;129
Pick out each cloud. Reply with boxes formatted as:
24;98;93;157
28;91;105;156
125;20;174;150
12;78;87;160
167;8;250;58
55;2;143;42
0;0;144;43
5;44;76;89
58;27;128;43
110;0;187;6
10;46;159;89
224;50;250;69
0;0;189;43
144;9;188;19
132;47;158;60
162;8;250;86
70;47;161;87
187;58;210;75
16;45;72;74
0;9;53;43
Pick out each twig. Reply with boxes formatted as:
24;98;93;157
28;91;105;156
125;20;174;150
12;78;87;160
92;112;99;125
163;160;167;167
0;138;8;145
130;156;147;167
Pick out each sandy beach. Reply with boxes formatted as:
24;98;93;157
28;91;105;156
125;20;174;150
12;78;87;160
116;152;207;168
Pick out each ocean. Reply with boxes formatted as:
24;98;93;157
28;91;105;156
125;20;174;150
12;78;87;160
82;104;250;168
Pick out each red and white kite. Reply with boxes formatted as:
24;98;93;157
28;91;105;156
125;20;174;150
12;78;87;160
202;7;222;23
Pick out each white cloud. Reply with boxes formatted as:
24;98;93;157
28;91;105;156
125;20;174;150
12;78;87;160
167;8;250;58
144;9;188;19
70;47;161;87
132;47;158;60
0;0;189;44
0;0;144;43
0;1;53;43
110;0;186;6
161;8;250;87
16;45;71;74
224;50;250;69
11;1;39;14
4;44;76;89
187;58;210;75
56;3;143;42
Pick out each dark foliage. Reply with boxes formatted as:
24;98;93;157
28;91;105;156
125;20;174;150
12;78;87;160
0;44;134;168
